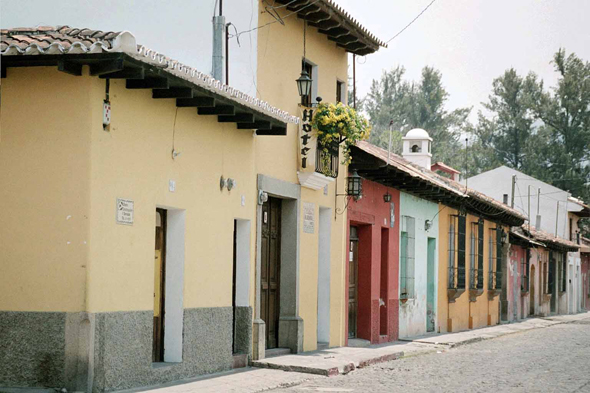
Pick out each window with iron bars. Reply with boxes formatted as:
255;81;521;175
558;252;566;292
541;251;549;295
469;220;484;289
521;249;530;292
315;140;339;178
400;216;416;300
448;215;466;290
488;227;503;290
548;251;555;294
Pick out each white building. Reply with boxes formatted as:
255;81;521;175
468;166;587;315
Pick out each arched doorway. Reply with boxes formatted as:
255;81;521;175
530;265;536;316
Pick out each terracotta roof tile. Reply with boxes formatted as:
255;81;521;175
1;25;298;125
523;225;580;251
355;141;526;223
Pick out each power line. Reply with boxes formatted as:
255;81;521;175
385;0;437;44
234;0;321;40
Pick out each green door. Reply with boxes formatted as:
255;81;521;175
427;238;436;332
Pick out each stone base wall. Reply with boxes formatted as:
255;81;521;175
0;312;67;388
1;307;242;392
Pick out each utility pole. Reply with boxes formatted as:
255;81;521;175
212;0;225;82
511;175;516;208
555;201;559;237
527;185;531;231
536;187;541;230
352;54;356;109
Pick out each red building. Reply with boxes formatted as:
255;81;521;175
346;178;400;344
582;238;590;311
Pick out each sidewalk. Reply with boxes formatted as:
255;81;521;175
121;312;590;393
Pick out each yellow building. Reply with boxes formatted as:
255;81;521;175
437;188;525;333
0;3;383;391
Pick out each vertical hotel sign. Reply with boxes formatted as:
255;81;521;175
299;106;318;173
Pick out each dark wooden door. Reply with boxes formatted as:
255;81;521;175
261;197;281;349
348;226;359;339
153;208;166;362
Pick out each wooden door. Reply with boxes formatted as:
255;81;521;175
153;209;166;362
530;265;535;316
261;197;281;349
348;226;359;339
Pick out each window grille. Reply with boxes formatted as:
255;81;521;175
521;249;530;292
448;215;466;289
548;251;555;294
541;251;549;295
489;227;503;290
469;220;484;290
558;252;566;292
400;216;415;300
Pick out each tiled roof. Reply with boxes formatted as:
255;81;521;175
522;226;580;252
510;227;546;247
354;141;527;224
355;141;466;197
1;26;298;125
272;0;386;55
432;162;461;175
568;196;590;217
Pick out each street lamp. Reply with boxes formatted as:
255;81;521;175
296;69;312;99
347;170;363;199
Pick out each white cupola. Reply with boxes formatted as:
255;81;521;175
402;128;432;169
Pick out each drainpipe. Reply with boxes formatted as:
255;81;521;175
212;0;225;82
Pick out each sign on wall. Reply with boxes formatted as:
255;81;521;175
116;198;134;225
303;202;315;234
299;107;317;172
390;202;395;228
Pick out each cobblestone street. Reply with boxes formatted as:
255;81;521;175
272;320;590;393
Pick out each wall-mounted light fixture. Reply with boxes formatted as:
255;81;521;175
425;219;432;231
296;70;312;99
258;190;269;205
383;192;392;203
336;169;364;216
501;229;508;244
346;170;363;199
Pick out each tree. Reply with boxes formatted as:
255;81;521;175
530;49;590;202
479;68;541;171
363;66;471;168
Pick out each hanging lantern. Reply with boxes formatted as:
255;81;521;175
347;170;362;198
296;69;312;99
383;192;392;203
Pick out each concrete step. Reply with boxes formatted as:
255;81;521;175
265;347;291;358
317;342;329;351
347;338;371;347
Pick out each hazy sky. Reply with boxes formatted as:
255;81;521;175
334;0;590;121
2;0;589;122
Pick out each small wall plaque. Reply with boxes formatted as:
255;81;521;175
116;198;134;225
303;202;315;234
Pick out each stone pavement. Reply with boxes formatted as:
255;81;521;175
117;312;590;393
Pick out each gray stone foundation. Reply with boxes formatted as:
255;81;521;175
0;307;241;392
233;306;252;357
0;312;67;388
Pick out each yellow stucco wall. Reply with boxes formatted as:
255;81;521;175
85;76;258;313
0;66;259;315
2;2;352;351
256;4;349;350
437;205;505;332
0;67;92;312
